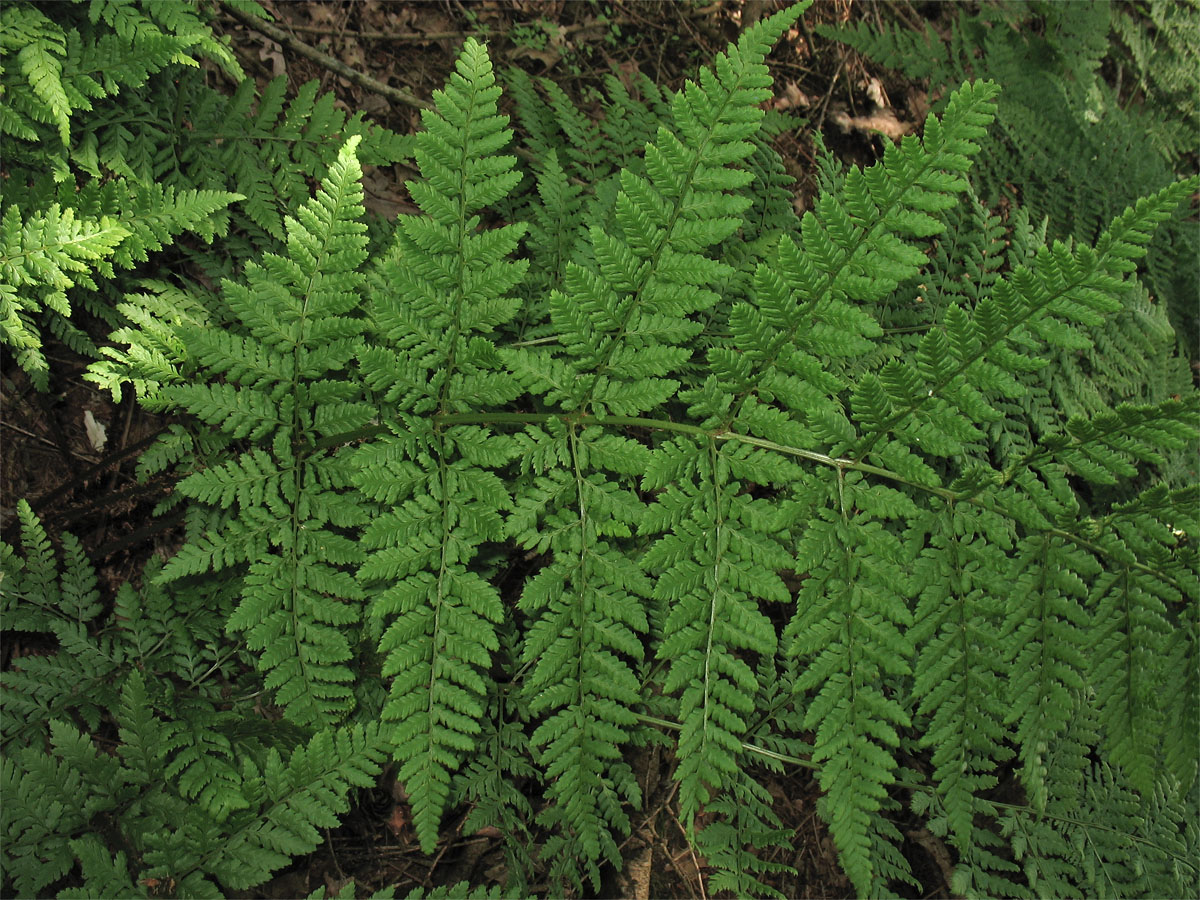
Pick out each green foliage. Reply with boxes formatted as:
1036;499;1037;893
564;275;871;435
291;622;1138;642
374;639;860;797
4;2;1199;898
818;0;1200;347
158;135;373;729
0;0;246;388
0;0;409;392
1;501;388;897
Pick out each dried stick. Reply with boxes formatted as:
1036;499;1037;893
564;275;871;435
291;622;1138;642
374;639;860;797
220;1;432;112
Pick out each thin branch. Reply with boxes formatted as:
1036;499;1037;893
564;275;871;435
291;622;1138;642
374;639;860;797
221;2;547;170
220;1;432;112
280;24;481;42
277;20;618;43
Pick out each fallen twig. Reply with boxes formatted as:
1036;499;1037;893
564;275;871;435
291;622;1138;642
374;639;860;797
221;2;432;112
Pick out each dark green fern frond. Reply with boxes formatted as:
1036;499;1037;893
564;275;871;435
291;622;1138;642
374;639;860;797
908;501;1013;853
821;0;1200;346
197;724;388;890
509;422;651;892
696;767;795;899
1086;483;1200;794
0;502;123;746
159;137;372;728
1;720;128;896
1113;0;1200;165
599;70;675;173
507;66;607;185
853;177;1200;477
453;645;538;893
785;511;916;895
1000;533;1096;813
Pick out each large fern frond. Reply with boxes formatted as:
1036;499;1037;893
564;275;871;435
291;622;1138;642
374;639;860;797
353;38;527;854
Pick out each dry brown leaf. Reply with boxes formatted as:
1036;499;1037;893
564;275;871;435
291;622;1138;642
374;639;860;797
832;108;913;141
864;76;888;109
775;80;811;110
83;409;107;452
257;39;286;78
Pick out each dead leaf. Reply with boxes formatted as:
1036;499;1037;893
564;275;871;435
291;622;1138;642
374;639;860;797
865;76;888;109
832;108;912;141
775;80;811;110
83;409;107;452
257;39;286;78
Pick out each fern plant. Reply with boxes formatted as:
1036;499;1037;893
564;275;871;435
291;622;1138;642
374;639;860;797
0;0;245;388
817;0;1200;348
0;0;410;392
0;500;390;897
4;2;1199;897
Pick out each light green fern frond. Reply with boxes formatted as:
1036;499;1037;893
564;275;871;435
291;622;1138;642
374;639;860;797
0;203;128;387
354;37;527;854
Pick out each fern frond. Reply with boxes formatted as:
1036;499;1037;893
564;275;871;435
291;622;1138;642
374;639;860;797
785;511;915;895
160;137;371;727
0;202;129;387
512;423;651;891
821;0;1199;343
0;720;127;897
201;724;387;890
908;501;1013;852
11;5;70;144
55;836;136;899
503;6;812;887
1084;483;1200;794
85;278;216;404
1002;533;1096;813
854;176;1200;474
0;502;121;745
354;38;527;854
696;767;795;899
643;437;795;829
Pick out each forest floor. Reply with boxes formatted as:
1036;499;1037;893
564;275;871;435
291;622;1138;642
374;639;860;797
0;1;956;897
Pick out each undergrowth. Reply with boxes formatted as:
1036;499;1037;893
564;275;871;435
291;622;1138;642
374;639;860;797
2;1;1198;897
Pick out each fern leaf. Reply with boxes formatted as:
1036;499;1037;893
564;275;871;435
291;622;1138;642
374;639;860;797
354;38;526;854
0;203;129;388
203;724;388;890
786;512;915;895
15;14;70;144
160;137;370;727
909;502;1014;852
